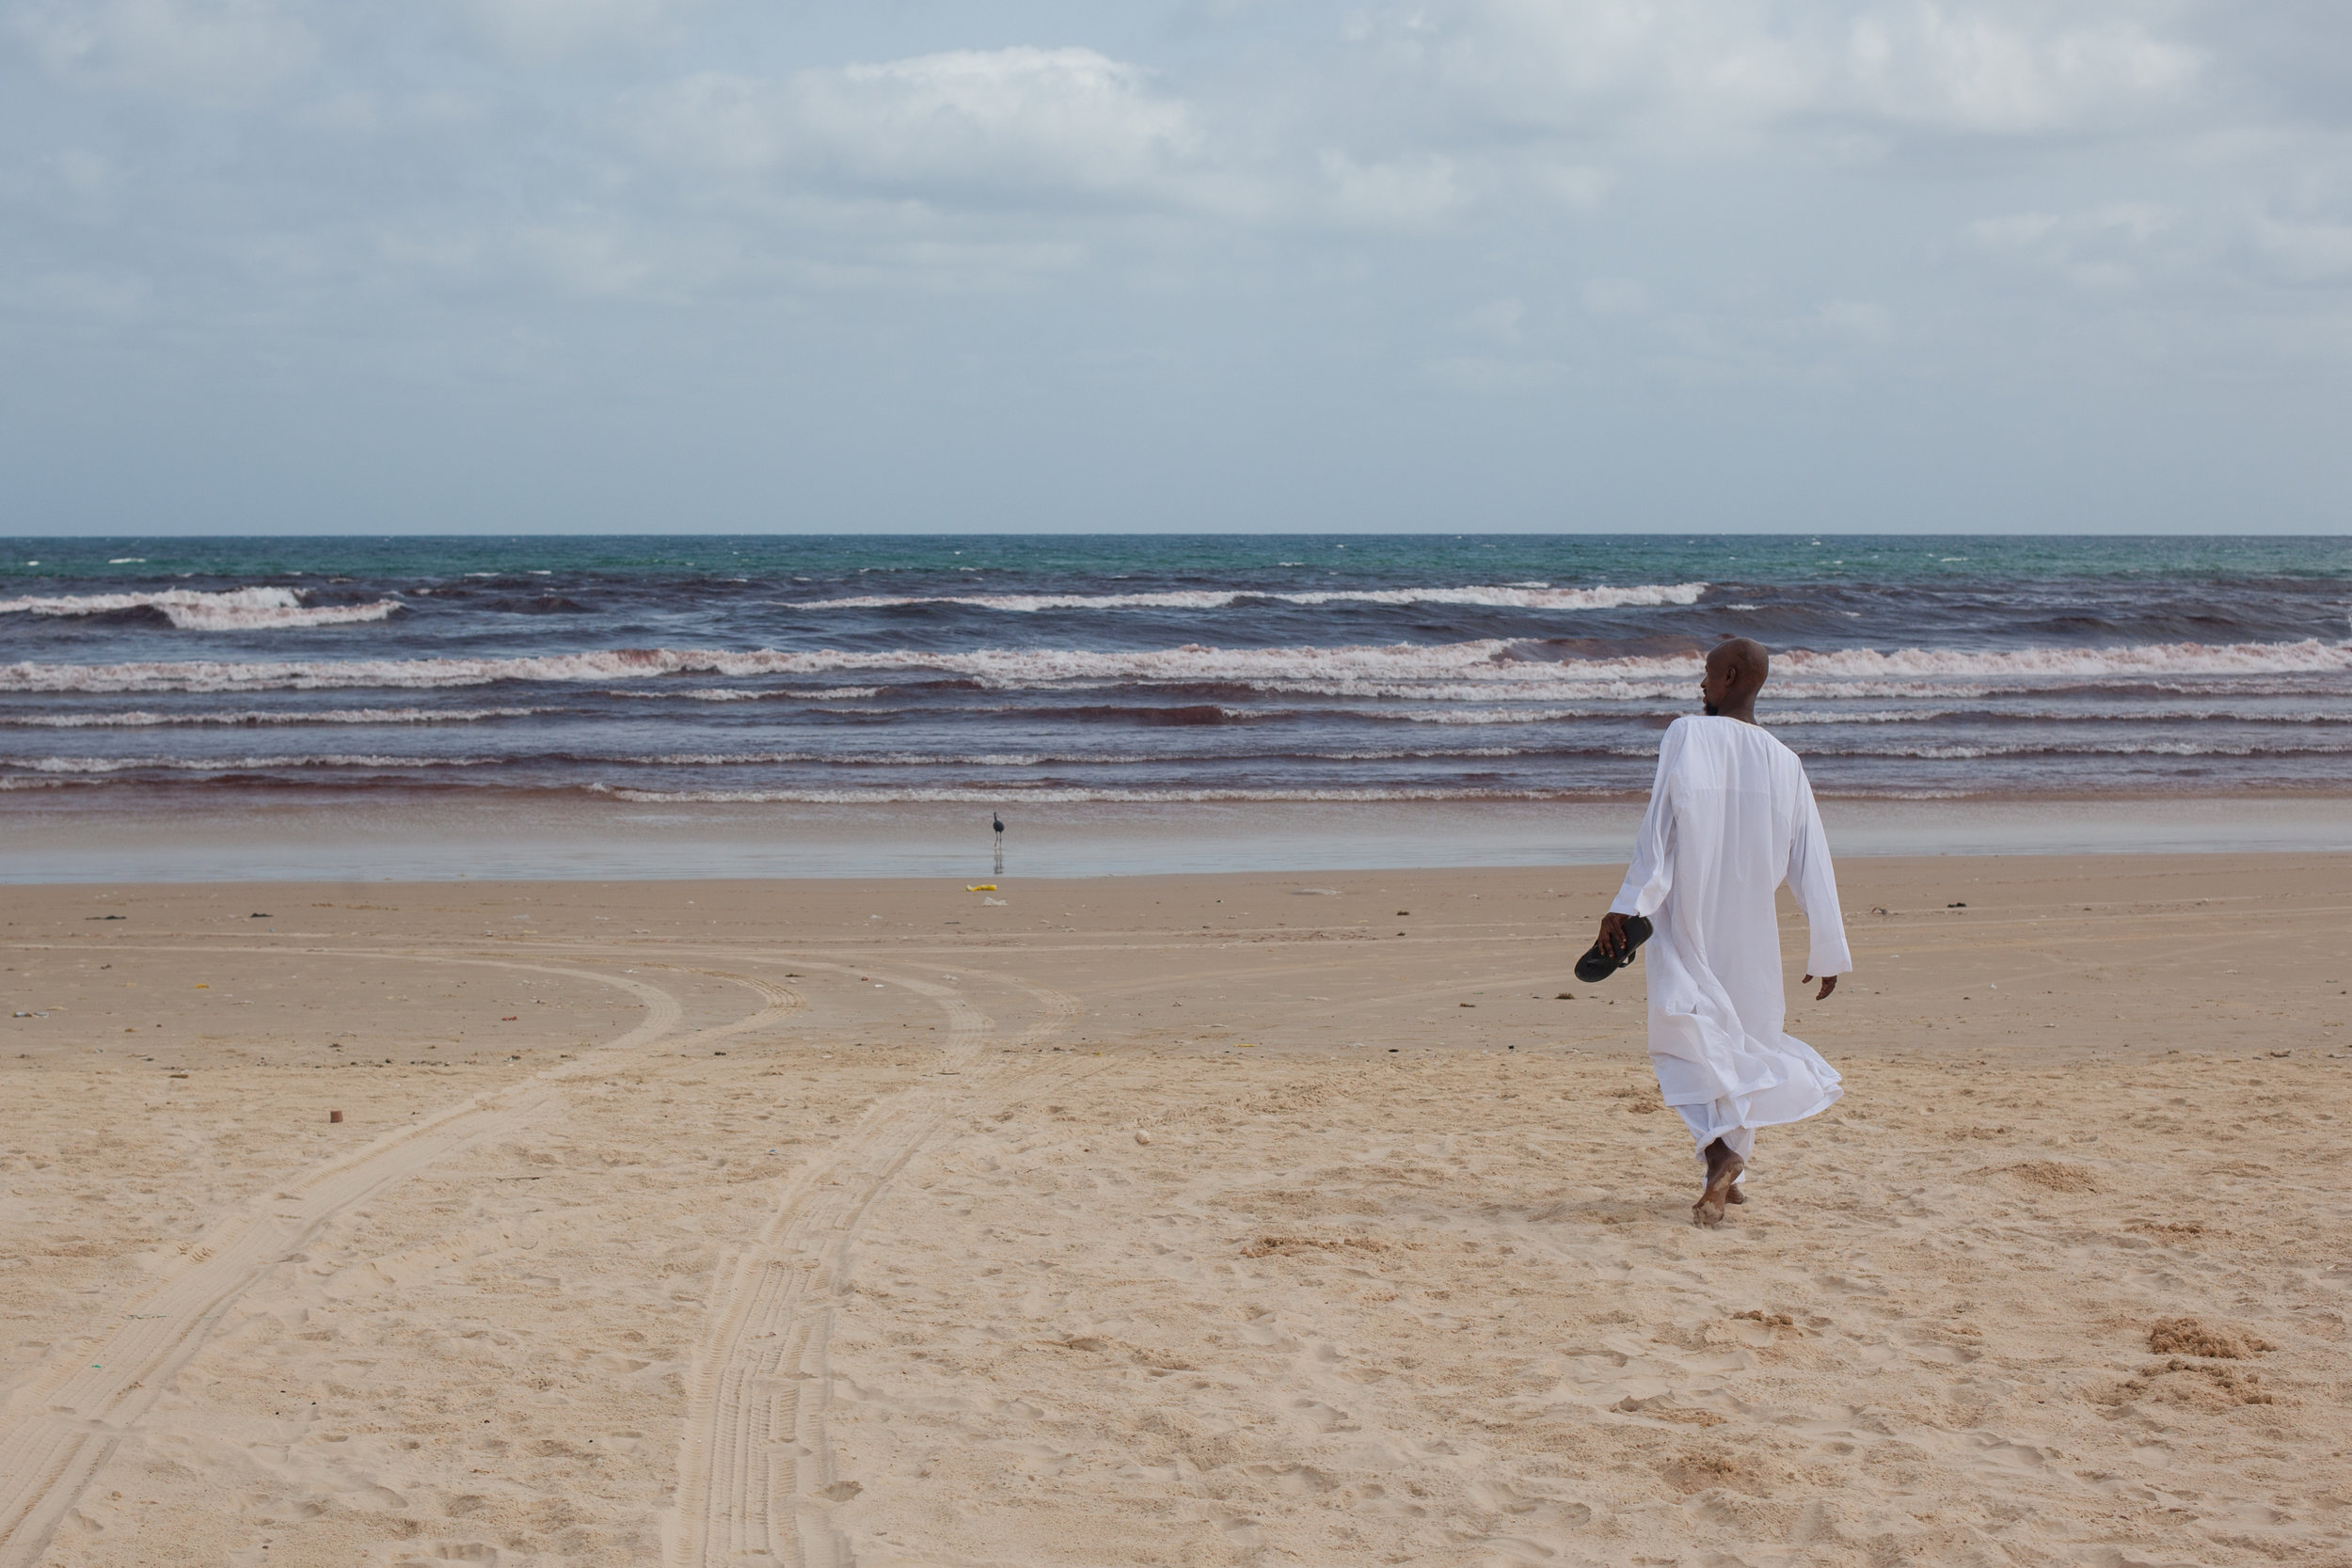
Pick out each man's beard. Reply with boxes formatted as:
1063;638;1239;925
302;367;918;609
1703;702;1720;716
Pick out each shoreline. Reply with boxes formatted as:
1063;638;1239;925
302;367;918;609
1;789;2347;882
8;847;2346;949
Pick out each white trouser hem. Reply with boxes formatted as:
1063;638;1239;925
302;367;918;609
1674;1108;1754;1180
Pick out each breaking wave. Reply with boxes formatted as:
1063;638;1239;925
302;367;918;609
603;687;892;704
1402;703;2352;728
3;754;501;773
0;706;538;728
0;586;401;631
6;636;2346;697
1805;738;2352;760
794;582;1709;613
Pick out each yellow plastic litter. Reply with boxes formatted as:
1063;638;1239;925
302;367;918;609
967;884;997;892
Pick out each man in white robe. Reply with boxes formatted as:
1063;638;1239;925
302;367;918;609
1593;638;1851;1226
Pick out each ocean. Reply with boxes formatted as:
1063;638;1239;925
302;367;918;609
4;534;2349;810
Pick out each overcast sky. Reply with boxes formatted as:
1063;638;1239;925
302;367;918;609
3;0;2347;534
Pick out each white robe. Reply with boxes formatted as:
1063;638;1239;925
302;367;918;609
1608;715;1851;1164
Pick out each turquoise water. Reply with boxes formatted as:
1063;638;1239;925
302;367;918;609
7;532;2350;587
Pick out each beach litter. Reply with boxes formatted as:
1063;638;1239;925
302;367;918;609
968;884;997;892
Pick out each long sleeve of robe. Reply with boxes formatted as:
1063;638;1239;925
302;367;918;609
1609;715;1851;1154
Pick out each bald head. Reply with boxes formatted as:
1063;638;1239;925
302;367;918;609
1701;637;1769;721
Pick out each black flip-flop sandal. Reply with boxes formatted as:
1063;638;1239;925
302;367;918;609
1574;915;1652;984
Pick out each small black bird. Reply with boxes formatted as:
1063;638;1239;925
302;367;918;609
993;814;1005;835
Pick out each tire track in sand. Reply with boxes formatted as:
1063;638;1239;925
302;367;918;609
0;952;800;1568
668;962;1082;1568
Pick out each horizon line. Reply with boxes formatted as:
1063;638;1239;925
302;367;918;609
4;529;2350;543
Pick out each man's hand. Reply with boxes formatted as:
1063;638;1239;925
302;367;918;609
1597;911;1633;958
1801;974;1838;1001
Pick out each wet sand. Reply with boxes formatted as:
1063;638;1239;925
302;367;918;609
7;790;2352;882
2;854;2348;1566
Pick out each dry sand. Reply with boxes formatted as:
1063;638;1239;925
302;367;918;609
1;853;2347;1567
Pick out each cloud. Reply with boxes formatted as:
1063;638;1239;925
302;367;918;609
294;87;484;135
52;147;118;204
1425;353;1566;394
1353;0;2203;150
9;0;315;103
2254;214;2352;284
632;48;1213;212
1581;277;1650;317
1438;0;1814;138
1818;298;1893;341
1456;296;1525;345
2;265;154;324
464;0;684;62
0;0;2346;533
1316;150;1463;228
1969;201;2182;289
1532;163;1613;208
1844;5;2200;135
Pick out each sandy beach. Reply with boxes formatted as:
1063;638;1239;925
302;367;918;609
3;852;2348;1567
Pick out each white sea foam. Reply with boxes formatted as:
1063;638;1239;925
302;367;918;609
4;754;499;773
3;637;2345;697
0;745;1550;775
1763;705;2352;727
1772;642;2352;681
1761;708;1953;726
0;706;538;728
1306;746;1528;761
1399;703;1969;724
627;748;1536;767
628;752;1141;768
1399;707;1649;725
1398;703;1990;723
1251;679;2008;703
793;582;1710;613
0;586;399;630
1813;739;2352;760
600;686;886;702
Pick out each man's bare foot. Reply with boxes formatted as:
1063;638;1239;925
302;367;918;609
1692;1139;1745;1227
